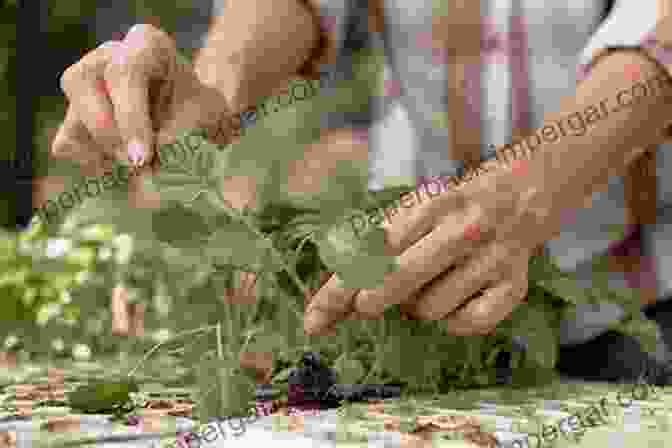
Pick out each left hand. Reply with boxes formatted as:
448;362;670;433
304;161;547;335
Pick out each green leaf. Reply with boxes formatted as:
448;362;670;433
507;301;559;370
282;160;371;223
67;380;139;414
610;316;661;355
316;217;397;290
247;332;288;355
333;353;366;384
151;202;211;249
271;368;292;384
207;219;281;273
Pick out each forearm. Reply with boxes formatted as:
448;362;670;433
194;0;320;115
501;50;672;245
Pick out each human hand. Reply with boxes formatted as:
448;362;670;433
304;166;544;336
51;24;238;181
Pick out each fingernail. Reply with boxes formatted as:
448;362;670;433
127;139;147;166
304;309;331;335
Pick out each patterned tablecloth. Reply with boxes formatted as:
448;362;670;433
3;377;671;448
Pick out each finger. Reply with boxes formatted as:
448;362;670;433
406;242;511;320
307;271;333;303
380;177;468;251
353;202;486;318
440;272;528;336
304;274;357;335
51;107;110;174
105;24;177;167
59;41;124;154
52;106;94;158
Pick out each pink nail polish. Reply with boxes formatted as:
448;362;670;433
127;139;147;166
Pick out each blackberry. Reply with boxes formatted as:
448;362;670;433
287;351;337;406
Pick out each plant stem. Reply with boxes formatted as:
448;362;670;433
127;325;218;378
223;301;236;358
212;188;311;300
216;322;225;361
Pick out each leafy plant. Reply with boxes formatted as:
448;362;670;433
38;48;662;422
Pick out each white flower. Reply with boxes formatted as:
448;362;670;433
4;335;19;350
72;344;92;361
98;247;113;261
59;290;72;304
45;238;72;258
152;329;173;344
113;234;133;265
81;225;113;241
75;271;91;285
51;338;65;353
36;303;62;326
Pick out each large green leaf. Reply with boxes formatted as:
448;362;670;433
316;216;397;290
207;219;282;273
506;299;559;370
333;353;366;384
151;202;211;249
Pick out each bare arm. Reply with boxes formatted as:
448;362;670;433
193;0;367;210
483;48;672;248
194;0;321;115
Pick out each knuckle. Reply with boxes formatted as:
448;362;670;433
59;65;80;94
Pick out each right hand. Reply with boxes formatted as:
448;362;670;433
51;24;239;182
